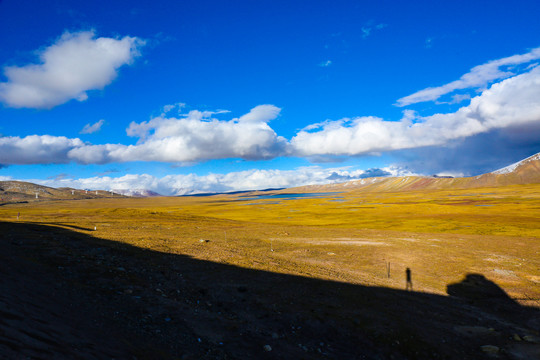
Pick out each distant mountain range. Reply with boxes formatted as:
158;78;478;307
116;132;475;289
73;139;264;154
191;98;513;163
1;152;540;203
289;152;540;193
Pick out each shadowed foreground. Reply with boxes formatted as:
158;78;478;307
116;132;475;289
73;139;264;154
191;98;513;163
1;221;539;359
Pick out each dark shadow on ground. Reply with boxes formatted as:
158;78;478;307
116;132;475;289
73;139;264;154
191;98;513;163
447;274;520;309
20;221;96;232
1;221;539;359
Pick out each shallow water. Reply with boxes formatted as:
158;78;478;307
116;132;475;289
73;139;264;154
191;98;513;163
239;192;340;201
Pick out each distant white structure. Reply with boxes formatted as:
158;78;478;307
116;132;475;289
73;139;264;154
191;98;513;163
72;190;75;195
95;190;98;195
35;192;38;199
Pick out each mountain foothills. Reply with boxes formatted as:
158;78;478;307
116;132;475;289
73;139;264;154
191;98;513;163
2;152;539;202
291;152;540;193
0;153;540;203
1;152;540;359
0;181;125;202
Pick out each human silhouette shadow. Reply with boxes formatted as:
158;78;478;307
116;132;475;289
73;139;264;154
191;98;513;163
1;221;538;360
405;267;413;291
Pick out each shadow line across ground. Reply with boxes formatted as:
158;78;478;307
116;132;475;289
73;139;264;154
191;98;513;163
1;221;539;359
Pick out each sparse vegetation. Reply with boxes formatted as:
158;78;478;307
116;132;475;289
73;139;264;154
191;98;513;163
2;184;539;300
1;183;539;358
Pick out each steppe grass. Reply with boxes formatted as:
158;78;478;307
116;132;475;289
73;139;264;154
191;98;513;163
1;183;539;305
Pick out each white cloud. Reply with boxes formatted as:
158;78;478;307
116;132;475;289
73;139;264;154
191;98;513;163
0;105;288;165
0;30;144;109
319;60;332;67
396;46;540;106
161;102;186;116
28;165;412;196
80;119;105;134
394;124;540;177
2;63;540;167
361;22;387;39
236;104;281;123
437;93;471;105
292;66;540;156
361;27;371;38
0;135;83;164
68;104;289;164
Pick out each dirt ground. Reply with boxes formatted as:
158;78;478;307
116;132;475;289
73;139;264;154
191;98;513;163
1;221;539;359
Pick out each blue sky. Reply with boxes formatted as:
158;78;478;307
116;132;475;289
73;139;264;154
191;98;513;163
1;0;540;194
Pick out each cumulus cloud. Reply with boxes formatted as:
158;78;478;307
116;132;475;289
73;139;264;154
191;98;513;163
326;168;393;181
292;66;540;156
0;105;288;165
0;30;144;109
396;46;540;106
68;105;289;164
0;135;84;164
394;122;540;177
28;165;413;196
2;62;540;168
80;119;105;134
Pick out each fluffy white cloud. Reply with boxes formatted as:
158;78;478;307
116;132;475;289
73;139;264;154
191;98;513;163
394;124;540;177
80;119;105;134
2;64;540;167
68;105;289;164
0;31;144;109
0;105;288;165
292;66;540;156
396;46;540;106
29;165;412;196
0;135;84;164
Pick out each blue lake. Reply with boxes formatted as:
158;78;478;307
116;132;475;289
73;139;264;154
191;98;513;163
239;192;341;201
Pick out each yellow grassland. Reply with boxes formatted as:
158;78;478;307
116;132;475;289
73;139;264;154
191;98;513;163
2;183;539;306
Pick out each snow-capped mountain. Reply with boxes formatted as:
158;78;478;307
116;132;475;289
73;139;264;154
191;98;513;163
492;152;540;176
2;152;540;201
288;152;540;193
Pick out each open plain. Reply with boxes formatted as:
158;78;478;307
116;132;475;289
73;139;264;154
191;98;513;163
1;183;540;359
4;3;540;359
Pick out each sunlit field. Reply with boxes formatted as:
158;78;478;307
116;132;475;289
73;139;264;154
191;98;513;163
3;183;539;306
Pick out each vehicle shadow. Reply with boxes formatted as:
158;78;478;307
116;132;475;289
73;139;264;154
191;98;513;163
1;221;538;359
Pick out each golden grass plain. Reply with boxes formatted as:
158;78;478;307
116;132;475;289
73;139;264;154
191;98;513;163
2;183;539;305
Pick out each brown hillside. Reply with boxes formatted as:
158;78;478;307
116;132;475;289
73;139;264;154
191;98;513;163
0;181;124;203
287;152;540;194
